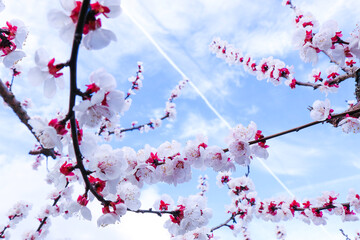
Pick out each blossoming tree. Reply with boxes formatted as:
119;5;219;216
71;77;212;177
0;0;360;239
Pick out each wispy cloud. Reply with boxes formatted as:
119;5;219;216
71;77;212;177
256;139;323;176
178;112;229;144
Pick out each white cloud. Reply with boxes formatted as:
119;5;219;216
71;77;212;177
291;174;360;196
0;0;359;239
178;112;229;144
245;104;259;115
255;139;323;176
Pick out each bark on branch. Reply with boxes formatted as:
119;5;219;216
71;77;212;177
0;80;56;159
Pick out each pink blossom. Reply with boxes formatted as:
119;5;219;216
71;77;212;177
74;69;126;127
153;194;174;211
59;161;75;176
27;48;65;98
310;99;332;121
1;19;27;68
48;0;120;50
339;116;360;133
164;195;212;236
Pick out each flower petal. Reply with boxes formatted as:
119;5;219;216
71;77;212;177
28;67;46;86
83;29;117;50
48;10;72;28
43;77;57;98
81;207;92;221
60;0;76;12
34;48;49;67
3;51;26;68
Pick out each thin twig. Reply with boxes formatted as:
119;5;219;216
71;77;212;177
295;68;358;90
36;182;70;233
222;107;360;153
210;202;351;233
127;208;176;217
210;214;236;232
339;229;351;240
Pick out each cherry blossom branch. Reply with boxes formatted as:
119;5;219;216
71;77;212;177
127;208;177;217
68;0;106;203
248;108;360;145
322;50;349;73
210;38;354;93
0;226;9;238
210;202;351;233
295;68;358;89
220;107;360;154
101;79;187;136
0;79;56;159
65;0;111;207
284;1;354;74
6;68;20;92
117;113;169;133
0;79;34;137
340;229;351;240
0;214;22;238
36;181;69;233
125;62;143;100
210;213;236;232
0;202;31;239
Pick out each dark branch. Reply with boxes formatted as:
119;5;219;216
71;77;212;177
0;80;56;159
128;208;177;217
210;202;351;233
65;0;110;206
222;107;360;153
295;68;358;90
210;214;236;232
36;182;70;233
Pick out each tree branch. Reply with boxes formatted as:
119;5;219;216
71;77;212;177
65;0;110;206
249;108;360;145
295;68;358;90
36;182;70;233
0;79;56;159
222;107;360;153
210;214;236;232
210;202;351;233
127;208;177;217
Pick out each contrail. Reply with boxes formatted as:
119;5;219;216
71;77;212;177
122;5;292;194
122;7;231;130
123;4;335;239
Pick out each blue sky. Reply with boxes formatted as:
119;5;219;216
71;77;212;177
0;0;360;239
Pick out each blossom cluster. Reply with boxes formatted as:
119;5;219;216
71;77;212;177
169;227;215;240
2;0;360;239
309;99;360;133
226;121;269;166
107;78;189;138
93;77;189;142
339;115;360;133
0;19;27;68
216;173;360;236
0;202;32;239
48;0;121;50
24;117;267;237
162;194;212;236
209;37;296;87
28;48;65;98
131;78;189;133
290;4;359;68
126;62;144;99
309;98;333;121
74;68;128;128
